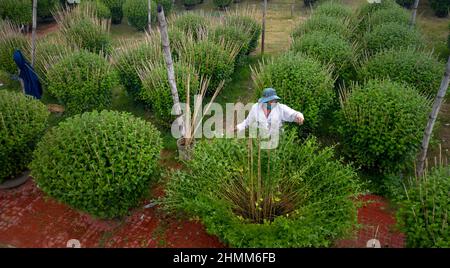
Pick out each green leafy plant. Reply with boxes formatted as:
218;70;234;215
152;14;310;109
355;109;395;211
0;21;29;75
397;165;450;248
357;3;405;32
252;52;335;132
30;110;162;219
367;6;410;29
172;12;209;40
114;39;162;98
0;90;49;183
123;0;156;31
211;25;250;65
224;14;261;53
292;31;357;83
44;50;117;115
213;0;233;9
429;0;449;17
358;48;445;97
336;79;432;175
168;26;188;61
37;0;59;19
356;0;399;20
156;0;173;15
139;62;200;123
315;1;353;20
80;0;112;19
0;0;32;26
101;0;125;24
164;131;361;247
180;39;237;94
55;5;112;54
363;22;424;54
34;35;74;87
292;14;352;40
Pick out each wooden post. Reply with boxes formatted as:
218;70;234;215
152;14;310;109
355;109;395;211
31;0;38;67
410;0;420;28
416;56;450;177
148;0;152;32
261;0;267;55
291;3;294;19
156;5;184;134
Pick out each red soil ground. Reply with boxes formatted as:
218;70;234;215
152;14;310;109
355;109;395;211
0;179;404;248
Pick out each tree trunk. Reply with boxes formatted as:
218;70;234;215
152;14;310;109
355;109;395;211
261;0;267;55
31;0;38;67
156;5;184;134
148;0;152;32
416;56;450;177
409;0;420;28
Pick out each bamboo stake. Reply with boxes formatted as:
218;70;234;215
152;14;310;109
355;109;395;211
156;5;184;135
148;0;152;32
261;0;267;55
31;0;38;67
417;56;450;177
410;0;420;28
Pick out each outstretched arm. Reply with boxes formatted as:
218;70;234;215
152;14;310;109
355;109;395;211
280;104;304;125
236;104;257;132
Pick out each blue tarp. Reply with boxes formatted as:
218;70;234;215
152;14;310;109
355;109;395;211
13;50;42;99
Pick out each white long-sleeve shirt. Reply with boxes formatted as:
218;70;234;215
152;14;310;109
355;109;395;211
236;103;303;136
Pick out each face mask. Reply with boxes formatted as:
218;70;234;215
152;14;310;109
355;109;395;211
267;103;272;110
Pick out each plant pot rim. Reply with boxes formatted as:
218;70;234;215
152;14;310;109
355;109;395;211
0;170;30;190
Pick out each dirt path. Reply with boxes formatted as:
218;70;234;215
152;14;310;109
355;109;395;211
0;178;404;248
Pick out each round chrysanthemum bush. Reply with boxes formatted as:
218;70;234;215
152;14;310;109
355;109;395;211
366;7;410;30
139;62;200;123
114;41;162;98
37;0;59;19
252;52;335;132
356;0;399;20
0;0;32;25
163;132;361;247
357;3;406;32
336;79;432;175
180;39;236;94
80;0;112;20
315;1;353;20
172;13;209;40
0;21;29;75
45;50;117;115
224;15;261;53
0;90;49;183
292;31;357;82
102;0;125;24
397;166;450;248
362;22;424;54
56;6;112;54
358;48;445;97
211;25;251;65
30;110;162;219
292;15;352;40
123;0;157;31
34;36;74;86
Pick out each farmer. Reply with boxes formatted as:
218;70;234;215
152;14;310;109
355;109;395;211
235;87;304;138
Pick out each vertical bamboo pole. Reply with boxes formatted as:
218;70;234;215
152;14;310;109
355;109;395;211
417;56;450;177
156;5;184;134
261;0;267;55
148;0;152;32
31;0;38;67
410;0;420;28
